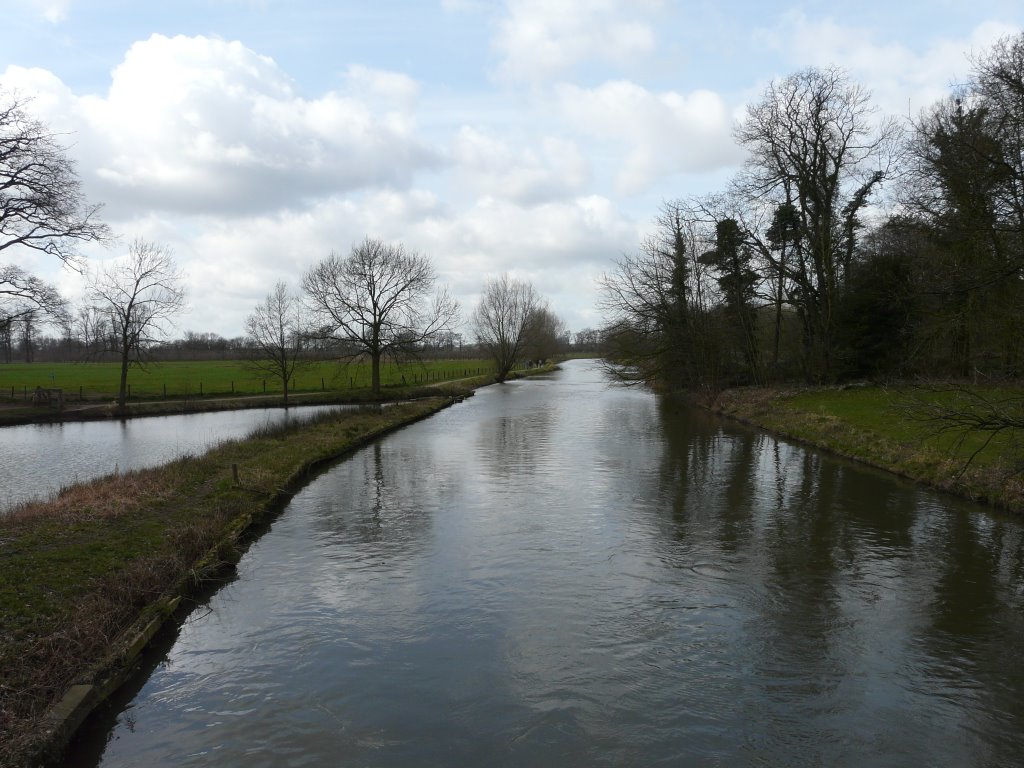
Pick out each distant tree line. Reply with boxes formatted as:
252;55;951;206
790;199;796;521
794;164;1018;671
0;90;573;398
602;33;1024;393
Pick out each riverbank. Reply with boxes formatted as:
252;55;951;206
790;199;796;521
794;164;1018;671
709;385;1024;515
0;365;569;768
0;381;479;428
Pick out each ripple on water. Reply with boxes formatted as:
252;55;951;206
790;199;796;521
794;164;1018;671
71;361;1024;768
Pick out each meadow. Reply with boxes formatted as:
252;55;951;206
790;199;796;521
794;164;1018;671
0;358;498;401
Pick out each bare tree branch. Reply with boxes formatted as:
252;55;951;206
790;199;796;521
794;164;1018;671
0;92;111;270
302;237;459;394
87;238;188;410
244;281;310;404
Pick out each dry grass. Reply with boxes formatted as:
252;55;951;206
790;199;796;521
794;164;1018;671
5;467;185;525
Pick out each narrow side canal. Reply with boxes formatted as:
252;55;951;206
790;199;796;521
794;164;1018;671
0;404;352;511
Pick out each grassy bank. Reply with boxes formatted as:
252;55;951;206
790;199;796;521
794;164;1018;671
0;378;484;427
712;384;1024;513
0;392;470;767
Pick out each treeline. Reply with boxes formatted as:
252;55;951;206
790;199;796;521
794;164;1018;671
602;34;1024;392
1;293;602;367
1;93;587;395
0;320;473;365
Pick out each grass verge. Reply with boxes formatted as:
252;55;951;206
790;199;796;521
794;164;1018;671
710;385;1024;514
0;394;463;767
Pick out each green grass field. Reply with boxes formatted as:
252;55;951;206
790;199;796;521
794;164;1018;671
0;358;498;401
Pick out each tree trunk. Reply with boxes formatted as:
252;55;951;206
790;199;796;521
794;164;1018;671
118;343;130;411
371;350;381;394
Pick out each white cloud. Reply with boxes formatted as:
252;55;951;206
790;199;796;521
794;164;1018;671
759;13;1023;118
494;0;660;83
343;64;420;110
451;127;590;204
441;0;483;12
557;80;741;194
59;188;635;337
3;35;440;219
28;0;70;23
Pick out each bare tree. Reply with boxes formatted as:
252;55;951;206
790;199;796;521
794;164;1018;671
735;66;900;381
599;201;722;390
1;264;69;364
244;281;309;405
88;238;187;410
522;305;567;364
472;274;544;382
1;263;67;318
0;93;110;264
2;93;108;349
74;303;110;359
303;237;458;395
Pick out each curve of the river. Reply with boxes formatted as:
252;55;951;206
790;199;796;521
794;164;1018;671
70;360;1024;767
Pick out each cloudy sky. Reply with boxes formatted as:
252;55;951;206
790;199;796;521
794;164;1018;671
2;0;1022;339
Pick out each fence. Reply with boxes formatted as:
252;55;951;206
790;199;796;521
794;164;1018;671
2;362;502;403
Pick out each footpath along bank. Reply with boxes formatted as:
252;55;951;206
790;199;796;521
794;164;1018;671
0;368;552;768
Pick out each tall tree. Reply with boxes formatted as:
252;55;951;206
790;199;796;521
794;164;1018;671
87;238;187;410
903;97;1016;374
736;66;898;381
600;202;722;390
472;273;543;382
522;305;567;364
244;281;308;405
699;217;761;380
1;94;106;332
901;34;1024;376
303;237;458;395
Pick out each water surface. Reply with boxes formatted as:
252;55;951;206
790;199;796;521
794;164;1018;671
71;361;1024;766
0;404;351;510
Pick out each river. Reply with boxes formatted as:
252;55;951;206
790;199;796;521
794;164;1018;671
69;360;1024;767
0;404;353;511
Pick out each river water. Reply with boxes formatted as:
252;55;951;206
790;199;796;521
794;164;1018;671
0;404;352;511
70;361;1024;767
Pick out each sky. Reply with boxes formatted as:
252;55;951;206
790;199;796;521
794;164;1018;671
1;0;1022;339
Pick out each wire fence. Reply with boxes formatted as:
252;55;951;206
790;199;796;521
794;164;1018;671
2;362;509;402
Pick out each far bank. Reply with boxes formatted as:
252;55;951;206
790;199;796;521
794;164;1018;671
708;384;1024;516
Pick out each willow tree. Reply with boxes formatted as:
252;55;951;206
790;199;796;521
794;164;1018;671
472;273;542;382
